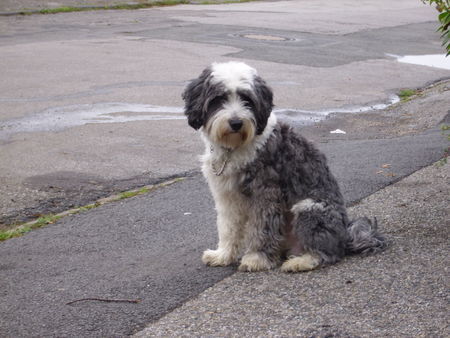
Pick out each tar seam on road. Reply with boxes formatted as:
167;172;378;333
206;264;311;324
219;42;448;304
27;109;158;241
0;176;185;241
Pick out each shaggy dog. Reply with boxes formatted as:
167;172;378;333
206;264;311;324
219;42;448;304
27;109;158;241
183;61;386;272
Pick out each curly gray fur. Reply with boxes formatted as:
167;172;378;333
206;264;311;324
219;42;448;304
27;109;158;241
183;61;387;272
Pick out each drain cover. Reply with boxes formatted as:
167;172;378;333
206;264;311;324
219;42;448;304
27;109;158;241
241;34;289;41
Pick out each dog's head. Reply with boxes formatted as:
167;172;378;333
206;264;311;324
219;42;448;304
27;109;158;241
182;62;273;149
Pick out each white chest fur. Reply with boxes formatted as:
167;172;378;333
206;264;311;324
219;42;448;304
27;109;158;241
199;113;277;206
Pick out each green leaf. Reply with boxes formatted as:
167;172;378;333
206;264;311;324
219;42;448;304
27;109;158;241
438;12;450;25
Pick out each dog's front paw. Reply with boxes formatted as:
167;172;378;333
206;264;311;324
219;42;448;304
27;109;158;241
238;252;276;272
202;249;235;266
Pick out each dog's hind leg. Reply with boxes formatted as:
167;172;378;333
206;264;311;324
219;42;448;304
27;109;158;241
281;253;321;272
281;198;349;273
238;197;285;272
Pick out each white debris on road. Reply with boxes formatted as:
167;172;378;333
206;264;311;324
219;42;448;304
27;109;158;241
330;129;347;134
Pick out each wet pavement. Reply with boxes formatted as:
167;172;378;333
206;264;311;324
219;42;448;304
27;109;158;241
0;103;185;140
396;53;450;70
0;1;449;336
1;98;404;141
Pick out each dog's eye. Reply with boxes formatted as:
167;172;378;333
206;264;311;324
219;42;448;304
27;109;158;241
238;93;255;110
207;95;227;113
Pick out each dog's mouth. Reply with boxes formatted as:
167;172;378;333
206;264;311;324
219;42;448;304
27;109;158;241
222;130;249;148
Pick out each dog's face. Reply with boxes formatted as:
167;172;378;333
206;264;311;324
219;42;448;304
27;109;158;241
182;62;273;149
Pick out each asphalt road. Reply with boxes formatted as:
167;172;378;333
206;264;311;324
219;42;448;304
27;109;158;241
0;0;450;336
1;123;448;336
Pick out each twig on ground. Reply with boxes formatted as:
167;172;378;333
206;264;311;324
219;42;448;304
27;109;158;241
66;297;141;305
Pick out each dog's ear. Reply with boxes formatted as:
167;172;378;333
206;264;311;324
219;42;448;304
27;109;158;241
253;76;274;135
182;68;212;130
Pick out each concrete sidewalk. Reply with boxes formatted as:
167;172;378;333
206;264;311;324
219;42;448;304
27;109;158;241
135;160;449;337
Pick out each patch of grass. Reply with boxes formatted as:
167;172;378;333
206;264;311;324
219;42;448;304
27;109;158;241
110;0;190;10
78;201;101;212
398;89;419;101
0;214;62;241
119;187;150;200
199;0;255;4
37;6;85;14
33;214;63;227
436;124;450;166
441;124;450;141
436;147;448;166
0;225;31;241
19;0;190;15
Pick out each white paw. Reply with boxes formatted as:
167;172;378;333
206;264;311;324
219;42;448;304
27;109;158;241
280;254;320;273
202;249;235;266
238;252;275;272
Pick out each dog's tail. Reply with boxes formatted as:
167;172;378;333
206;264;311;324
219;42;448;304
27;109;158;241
346;217;387;255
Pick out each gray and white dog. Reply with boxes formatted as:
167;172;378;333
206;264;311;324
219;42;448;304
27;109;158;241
183;61;386;272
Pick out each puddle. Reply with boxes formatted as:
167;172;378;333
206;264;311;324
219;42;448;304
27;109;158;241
231;33;296;42
388;53;450;70
0;103;184;140
274;95;399;125
0;97;400;140
241;34;290;41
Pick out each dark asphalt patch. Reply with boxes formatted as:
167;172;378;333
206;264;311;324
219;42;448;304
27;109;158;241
129;21;443;67
0;175;234;337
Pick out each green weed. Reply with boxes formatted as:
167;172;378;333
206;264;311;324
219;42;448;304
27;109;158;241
119;187;150;199
199;0;255;4
0;214;61;241
398;89;419;101
19;0;190;15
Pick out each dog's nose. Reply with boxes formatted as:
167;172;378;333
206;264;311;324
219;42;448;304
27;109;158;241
229;119;243;132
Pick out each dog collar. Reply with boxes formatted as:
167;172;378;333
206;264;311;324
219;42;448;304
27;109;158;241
210;146;232;176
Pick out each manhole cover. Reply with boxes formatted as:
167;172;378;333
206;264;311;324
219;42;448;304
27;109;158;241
240;34;291;41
